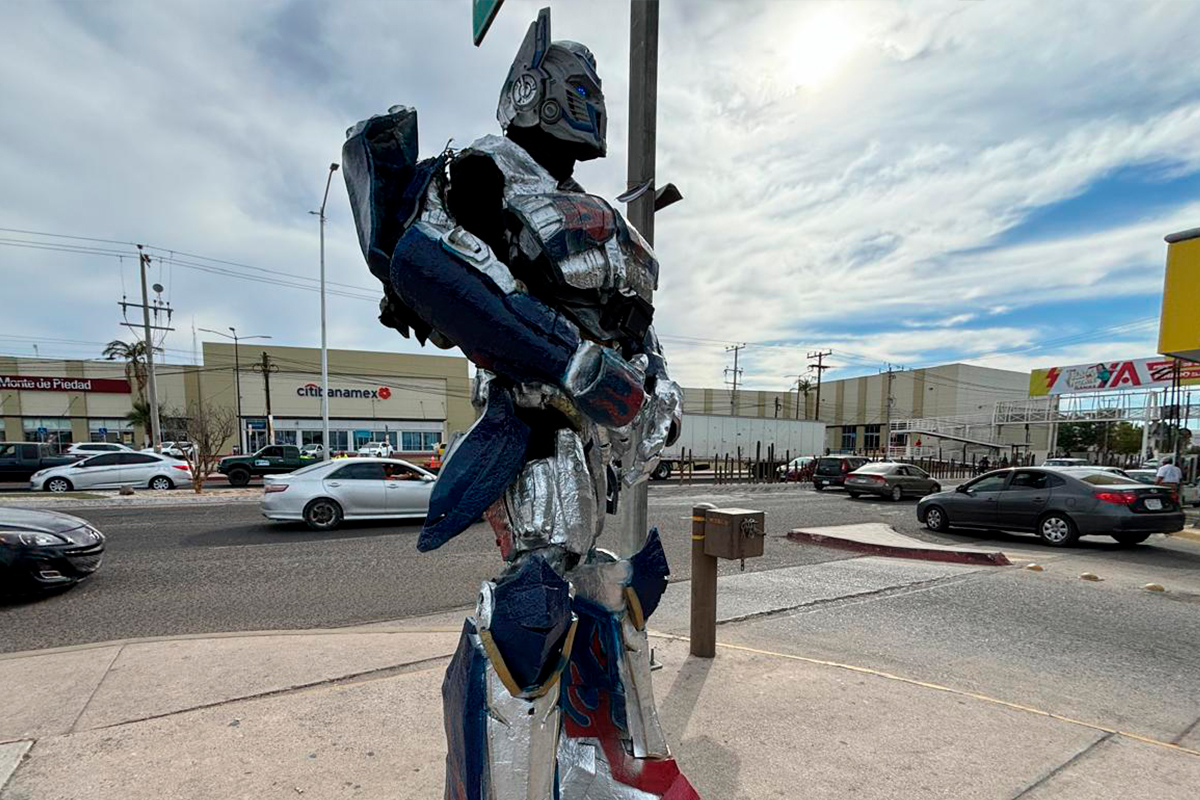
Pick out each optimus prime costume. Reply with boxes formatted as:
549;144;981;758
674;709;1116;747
342;9;697;800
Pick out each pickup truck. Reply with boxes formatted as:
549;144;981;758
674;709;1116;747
217;444;318;486
0;442;80;482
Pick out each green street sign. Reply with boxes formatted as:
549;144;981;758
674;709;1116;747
473;0;506;46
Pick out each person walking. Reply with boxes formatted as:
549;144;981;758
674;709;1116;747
1156;456;1183;504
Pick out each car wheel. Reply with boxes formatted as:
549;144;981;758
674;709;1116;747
1038;513;1079;547
813;483;824;491
149;476;174;491
924;505;949;532
227;468;251;487
847;491;861;499
304;498;343;531
929;484;941;494
890;485;904;502
45;477;72;493
1111;532;1151;546
651;461;672;481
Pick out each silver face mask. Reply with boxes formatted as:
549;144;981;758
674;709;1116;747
497;7;607;161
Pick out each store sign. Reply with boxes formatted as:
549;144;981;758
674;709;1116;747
0;374;131;393
295;382;392;400
1029;357;1200;397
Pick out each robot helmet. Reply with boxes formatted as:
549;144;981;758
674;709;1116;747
498;7;607;161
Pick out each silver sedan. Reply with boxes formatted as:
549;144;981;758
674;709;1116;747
261;457;436;530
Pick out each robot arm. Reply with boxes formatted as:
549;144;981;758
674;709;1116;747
390;221;645;428
611;325;683;486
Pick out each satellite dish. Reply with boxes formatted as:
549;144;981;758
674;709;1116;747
152;283;164;293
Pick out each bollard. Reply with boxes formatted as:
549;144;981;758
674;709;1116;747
690;503;718;658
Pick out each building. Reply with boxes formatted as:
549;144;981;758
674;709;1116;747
0;342;473;455
683;362;1051;457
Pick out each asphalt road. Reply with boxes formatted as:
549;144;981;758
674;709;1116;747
1;484;884;652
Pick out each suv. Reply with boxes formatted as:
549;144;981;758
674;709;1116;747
812;456;870;490
0;442;79;482
68;442;133;456
218;444;318;486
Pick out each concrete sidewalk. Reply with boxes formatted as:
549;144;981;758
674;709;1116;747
4;565;1199;799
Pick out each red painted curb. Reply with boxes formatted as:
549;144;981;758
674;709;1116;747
787;530;1012;567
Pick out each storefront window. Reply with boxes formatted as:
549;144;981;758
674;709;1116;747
864;424;881;450
840;427;857;452
274;430;298;446
23;418;74;452
89;418;134;445
401;431;442;451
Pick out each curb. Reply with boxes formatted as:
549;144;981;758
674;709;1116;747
787;529;1012;567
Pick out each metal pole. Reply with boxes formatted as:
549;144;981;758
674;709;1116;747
137;246;163;453
317;163;339;461
232;330;244;453
616;0;658;560
690;503;717;658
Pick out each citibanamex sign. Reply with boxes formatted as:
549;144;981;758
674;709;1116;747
296;382;392;399
0;374;131;393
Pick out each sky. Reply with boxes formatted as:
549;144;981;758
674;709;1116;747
1;0;1198;392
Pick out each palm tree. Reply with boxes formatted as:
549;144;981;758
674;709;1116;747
795;378;814;420
126;399;153;430
103;339;151;399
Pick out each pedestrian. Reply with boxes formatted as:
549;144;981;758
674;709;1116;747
1156;456;1183;504
979;455;990;474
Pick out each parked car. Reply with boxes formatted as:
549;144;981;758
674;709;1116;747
300;443;325;458
1042;457;1089;467
845;462;941;501
356;442;389;457
261;457;436;531
67;442;133;456
141;441;194;460
0;508;105;595
777;456;815;481
0;442;81;482
917;467;1184;546
812;456;871;490
1127;469;1200;506
218;444;318;487
31;451;191;492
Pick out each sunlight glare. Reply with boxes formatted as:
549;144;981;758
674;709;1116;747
786;5;864;90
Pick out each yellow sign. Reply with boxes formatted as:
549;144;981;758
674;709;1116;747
1159;228;1200;363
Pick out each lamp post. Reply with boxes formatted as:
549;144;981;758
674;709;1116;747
199;327;271;453
311;162;340;460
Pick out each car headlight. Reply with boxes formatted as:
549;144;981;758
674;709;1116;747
0;530;68;547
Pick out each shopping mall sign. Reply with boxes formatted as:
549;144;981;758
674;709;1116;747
0;374;131;393
1029;357;1200;397
296;382;393;400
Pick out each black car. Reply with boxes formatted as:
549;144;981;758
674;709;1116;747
812;456;870;490
0;508;106;595
916;467;1185;547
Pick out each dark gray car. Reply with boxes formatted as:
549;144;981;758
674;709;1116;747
845;462;941;501
916;467;1185;547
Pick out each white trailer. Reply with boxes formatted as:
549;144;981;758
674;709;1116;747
653;414;826;479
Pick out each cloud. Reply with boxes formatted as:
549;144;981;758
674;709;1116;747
0;0;1197;399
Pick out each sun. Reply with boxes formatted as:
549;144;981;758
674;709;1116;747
785;5;865;90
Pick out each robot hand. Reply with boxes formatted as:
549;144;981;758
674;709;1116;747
563;341;646;428
613;374;683;487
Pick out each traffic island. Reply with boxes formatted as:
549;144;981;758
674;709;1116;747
788;523;1012;566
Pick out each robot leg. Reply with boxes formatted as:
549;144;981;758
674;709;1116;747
441;555;578;800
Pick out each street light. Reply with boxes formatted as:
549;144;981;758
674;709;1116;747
198;327;272;453
310;162;340;460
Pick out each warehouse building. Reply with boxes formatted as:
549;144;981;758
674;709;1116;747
0;342;473;455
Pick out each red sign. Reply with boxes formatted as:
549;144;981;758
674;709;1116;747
0;374;131;393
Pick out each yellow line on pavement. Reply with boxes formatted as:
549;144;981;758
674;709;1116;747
650;633;1200;759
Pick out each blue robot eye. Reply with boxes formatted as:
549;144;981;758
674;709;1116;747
574;85;588;98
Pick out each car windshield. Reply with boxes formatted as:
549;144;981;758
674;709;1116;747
288;461;335;477
1065;471;1143;486
854;463;895;474
816;458;845;473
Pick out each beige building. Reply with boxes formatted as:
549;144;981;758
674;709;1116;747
0;342;473;455
684;362;1050;456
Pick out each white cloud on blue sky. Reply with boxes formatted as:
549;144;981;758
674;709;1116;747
1;0;1197;392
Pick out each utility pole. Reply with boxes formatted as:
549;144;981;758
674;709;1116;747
882;364;896;457
198;327;271;454
725;343;745;415
119;245;174;452
808;350;832;422
312;163;340;461
252;351;279;444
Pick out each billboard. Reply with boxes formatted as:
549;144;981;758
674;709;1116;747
1029;357;1200;397
0;374;131;393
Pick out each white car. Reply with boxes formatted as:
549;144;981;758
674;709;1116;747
67;442;134;456
261;457;435;530
141;441;195;460
300;444;325;458
32;451;192;492
356;443;389;457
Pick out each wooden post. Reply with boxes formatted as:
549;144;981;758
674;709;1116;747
690;503;718;658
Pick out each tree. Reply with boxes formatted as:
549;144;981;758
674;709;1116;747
126;399;153;431
1109;422;1144;455
102;339;153;399
1055;422;1100;454
173;403;238;494
796;378;813;420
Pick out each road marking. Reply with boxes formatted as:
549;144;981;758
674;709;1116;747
649;633;1200;759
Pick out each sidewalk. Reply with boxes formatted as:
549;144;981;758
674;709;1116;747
4;558;1199;799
